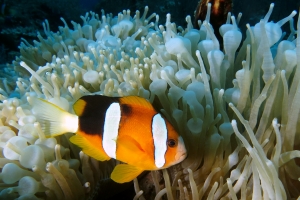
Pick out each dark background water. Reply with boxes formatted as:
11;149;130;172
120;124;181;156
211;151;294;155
0;0;299;65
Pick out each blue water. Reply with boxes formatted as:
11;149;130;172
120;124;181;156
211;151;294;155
79;0;99;11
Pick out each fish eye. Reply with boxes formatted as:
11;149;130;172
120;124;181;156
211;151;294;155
167;139;177;148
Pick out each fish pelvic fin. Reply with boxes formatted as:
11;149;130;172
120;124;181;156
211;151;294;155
111;164;144;183
29;97;78;137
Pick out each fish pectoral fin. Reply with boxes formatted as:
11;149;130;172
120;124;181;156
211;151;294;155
111;164;144;183
117;135;145;153
70;134;110;161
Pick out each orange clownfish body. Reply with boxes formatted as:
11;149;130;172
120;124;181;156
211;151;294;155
31;95;187;183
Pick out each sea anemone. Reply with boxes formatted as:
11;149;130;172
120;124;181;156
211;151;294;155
0;3;299;199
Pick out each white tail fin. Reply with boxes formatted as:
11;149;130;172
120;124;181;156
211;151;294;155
29;97;78;137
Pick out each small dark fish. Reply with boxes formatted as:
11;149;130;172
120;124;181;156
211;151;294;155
194;0;233;42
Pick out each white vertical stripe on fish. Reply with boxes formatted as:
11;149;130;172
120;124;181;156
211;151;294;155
103;102;121;159
152;113;167;168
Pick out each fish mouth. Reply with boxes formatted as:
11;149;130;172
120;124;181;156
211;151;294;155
167;152;187;167
174;136;187;163
175;152;187;162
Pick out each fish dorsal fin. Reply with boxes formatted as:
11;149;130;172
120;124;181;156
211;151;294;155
73;99;87;116
73;95;120;117
69;134;110;161
119;96;154;110
111;164;144;183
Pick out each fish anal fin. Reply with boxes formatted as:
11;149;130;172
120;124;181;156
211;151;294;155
111;164;144;183
69;134;110;161
73;99;87;116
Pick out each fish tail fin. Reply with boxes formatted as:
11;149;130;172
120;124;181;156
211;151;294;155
29;97;78;137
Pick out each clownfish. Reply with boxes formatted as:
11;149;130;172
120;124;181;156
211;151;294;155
31;95;187;183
